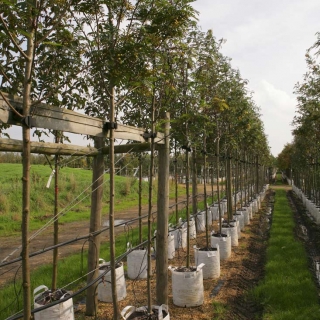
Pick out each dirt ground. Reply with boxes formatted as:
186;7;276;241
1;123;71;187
0;193;194;288
74;192;273;320
0;187;272;320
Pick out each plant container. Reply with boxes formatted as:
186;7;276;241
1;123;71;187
154;231;175;260
98;260;126;302
169;226;187;249
121;304;169;320
33;285;74;320
211;232;231;260
127;246;148;279
194;245;220;279
169;264;205;307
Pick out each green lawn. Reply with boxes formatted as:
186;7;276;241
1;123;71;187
0;163;185;236
251;188;320;320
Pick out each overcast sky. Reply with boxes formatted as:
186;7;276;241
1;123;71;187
192;0;320;156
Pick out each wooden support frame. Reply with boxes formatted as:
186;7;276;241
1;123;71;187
0;138;154;155
0;92;164;144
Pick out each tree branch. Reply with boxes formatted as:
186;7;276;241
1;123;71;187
0;13;28;60
0;91;23;118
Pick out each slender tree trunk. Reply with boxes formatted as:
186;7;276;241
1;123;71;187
139;156;142;244
52;132;59;291
147;91;156;312
239;152;243;209
216;137;222;234
174;143;179;224
22;3;35;318
192;148;198;214
186;148;190;268
86;137;104;316
156;112;170;305
226;149;232;222
255;155;259;195
108;86;119;319
211;162;214;203
203;135;209;248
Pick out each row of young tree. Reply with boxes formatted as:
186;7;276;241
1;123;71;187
0;0;271;160
0;1;272;319
277;33;320;201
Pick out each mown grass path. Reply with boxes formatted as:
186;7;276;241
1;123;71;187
252;187;320;320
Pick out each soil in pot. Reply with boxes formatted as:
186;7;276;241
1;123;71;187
126;308;168;320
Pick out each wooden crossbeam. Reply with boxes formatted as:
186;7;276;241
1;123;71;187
0;138;153;156
0;92;164;143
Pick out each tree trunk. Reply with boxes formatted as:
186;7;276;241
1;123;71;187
156;112;170;305
139;155;142;244
192;148;198;214
186;148;190;268
86;137;105;316
52;132;60;291
108;86;120;319
226;149;233;221
22;3;36;318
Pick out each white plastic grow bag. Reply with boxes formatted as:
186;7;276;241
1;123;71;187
33;285;74;320
180;218;196;239
233;213;243;239
222;200;228;214
170;227;187;249
195;212;206;232
154;231;175;260
210;205;219;221
211;233;231;260
207;207;213;224
98;259;127;302
242;208;250;225
121;304;170;320
235;211;245;231
127;245;148;279
194;245;220;279
222;224;238;247
169;263;205;307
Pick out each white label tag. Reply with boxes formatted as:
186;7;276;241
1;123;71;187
207;251;216;257
223;237;226;242
184;273;195;279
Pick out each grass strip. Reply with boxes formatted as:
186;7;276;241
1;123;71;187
251;188;320;320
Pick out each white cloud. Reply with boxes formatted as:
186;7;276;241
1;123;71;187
192;0;320;156
253;80;296;156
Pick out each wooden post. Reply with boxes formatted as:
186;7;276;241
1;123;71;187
156;112;170;305
86;137;105;315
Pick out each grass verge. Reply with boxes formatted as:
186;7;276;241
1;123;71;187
250;188;320;320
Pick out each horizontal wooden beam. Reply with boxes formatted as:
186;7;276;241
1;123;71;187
0;138;153;156
0;92;164;143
